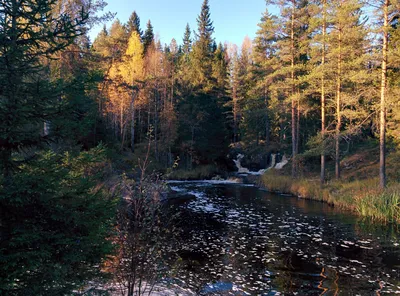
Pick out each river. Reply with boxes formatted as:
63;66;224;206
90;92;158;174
160;181;400;295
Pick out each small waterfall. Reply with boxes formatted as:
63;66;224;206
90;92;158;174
233;154;250;174
233;153;281;175
275;155;288;170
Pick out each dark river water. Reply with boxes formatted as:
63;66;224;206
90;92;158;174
161;181;400;295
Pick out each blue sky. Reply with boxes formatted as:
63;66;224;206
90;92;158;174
89;0;274;47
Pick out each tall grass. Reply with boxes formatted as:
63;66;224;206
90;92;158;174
356;187;400;223
260;172;400;223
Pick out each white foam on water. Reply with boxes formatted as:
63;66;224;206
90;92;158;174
170;186;186;192
187;190;205;199
167;179;255;186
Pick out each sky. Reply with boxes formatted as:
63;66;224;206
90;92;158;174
89;0;275;47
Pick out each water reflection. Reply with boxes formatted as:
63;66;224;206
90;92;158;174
162;182;400;295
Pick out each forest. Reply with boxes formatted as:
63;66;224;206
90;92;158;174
1;0;400;295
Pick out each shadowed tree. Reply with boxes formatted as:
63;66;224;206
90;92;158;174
0;1;116;294
191;0;215;87
127;11;143;38
183;23;192;55
143;20;154;55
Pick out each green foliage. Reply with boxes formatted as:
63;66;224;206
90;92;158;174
0;146;116;295
50;70;102;150
0;0;90;176
107;19;129;60
177;92;229;167
127;11;143;38
191;0;216;88
182;23;192;55
143;20;154;55
196;0;215;53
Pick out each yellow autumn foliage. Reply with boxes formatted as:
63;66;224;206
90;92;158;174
106;32;144;138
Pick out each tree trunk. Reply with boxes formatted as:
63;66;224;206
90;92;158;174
321;0;327;185
335;26;342;180
114;113;118;140
154;88;158;159
265;90;270;147
279;95;285;145
380;0;388;189
291;0;297;178
130;92;135;153
233;84;238;143
138;108;142;144
120;101;124;141
296;91;300;155
147;97;151;135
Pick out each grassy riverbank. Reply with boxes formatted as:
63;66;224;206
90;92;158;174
258;141;400;223
259;170;400;224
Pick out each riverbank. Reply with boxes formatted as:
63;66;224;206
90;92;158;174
259;172;400;224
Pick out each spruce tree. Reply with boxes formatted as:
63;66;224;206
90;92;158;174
182;23;192;54
176;0;229;167
191;0;215;87
212;42;228;95
0;1;115;294
196;0;215;53
143;20;154;55
127;11;143;38
0;0;88;178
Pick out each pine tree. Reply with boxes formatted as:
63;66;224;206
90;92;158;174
237;37;257;144
250;9;280;148
109;19;129;60
267;0;310;177
307;0;329;184
92;25;110;58
227;44;241;143
327;0;368;179
380;0;389;189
